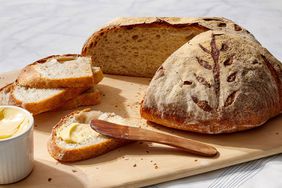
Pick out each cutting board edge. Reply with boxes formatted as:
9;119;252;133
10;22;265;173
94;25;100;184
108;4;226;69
119;146;282;188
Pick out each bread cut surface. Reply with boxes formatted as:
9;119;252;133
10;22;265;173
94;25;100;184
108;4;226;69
82;17;254;77
48;108;128;162
17;54;95;88
10;84;86;115
141;30;282;134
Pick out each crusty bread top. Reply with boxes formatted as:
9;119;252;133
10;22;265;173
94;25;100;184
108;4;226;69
17;54;95;88
141;30;282;134
106;17;252;36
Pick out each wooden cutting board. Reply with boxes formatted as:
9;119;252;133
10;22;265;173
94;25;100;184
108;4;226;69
1;70;282;188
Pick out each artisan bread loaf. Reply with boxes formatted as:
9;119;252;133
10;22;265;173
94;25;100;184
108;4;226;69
141;30;282;134
48;108;128;162
10;84;87;115
82;17;254;77
17;54;95;88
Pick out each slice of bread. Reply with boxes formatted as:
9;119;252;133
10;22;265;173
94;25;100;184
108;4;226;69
17;54;95;88
82;17;253;77
0;84;14;105
48;108;128;162
9;84;87;115
58;87;101;110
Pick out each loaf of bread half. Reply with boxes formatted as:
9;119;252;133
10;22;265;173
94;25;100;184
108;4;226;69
141;30;282;134
48;108;128;162
82;17;253;77
17;54;96;88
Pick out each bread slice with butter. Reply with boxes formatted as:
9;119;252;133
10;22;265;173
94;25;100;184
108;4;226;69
48;108;129;162
17;54;98;88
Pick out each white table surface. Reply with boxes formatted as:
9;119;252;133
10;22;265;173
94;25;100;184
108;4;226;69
0;0;282;187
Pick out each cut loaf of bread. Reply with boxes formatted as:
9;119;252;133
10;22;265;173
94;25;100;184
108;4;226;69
82;17;254;77
48;108;128;162
9;84;87;115
17;54;96;88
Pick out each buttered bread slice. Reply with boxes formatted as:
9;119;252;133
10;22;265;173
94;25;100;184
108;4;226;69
48;108;129;162
17;54;96;88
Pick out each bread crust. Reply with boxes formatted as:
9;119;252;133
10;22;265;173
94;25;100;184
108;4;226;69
17;54;95;88
140;105;268;134
47;109;128;162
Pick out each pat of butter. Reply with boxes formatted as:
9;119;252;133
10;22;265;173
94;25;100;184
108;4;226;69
58;112;128;144
0;108;28;139
58;123;100;144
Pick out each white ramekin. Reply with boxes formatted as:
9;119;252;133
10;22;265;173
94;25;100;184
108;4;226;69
0;106;34;184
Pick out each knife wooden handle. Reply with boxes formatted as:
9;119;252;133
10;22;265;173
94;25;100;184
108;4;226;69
136;130;218;157
91;119;218;157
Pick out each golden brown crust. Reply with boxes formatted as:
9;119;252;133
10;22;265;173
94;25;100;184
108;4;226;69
9;85;87;115
140;104;269;134
17;54;94;88
47;109;128;162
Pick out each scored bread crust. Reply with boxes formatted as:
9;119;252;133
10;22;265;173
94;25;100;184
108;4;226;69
17;54;95;88
9;84;87;115
141;30;282;134
48;109;128;162
81;17;254;77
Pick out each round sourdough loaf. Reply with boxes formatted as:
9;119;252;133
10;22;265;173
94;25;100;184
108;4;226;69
141;30;282;134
